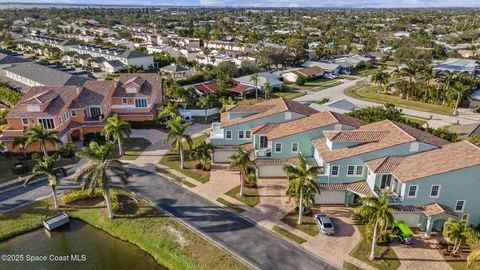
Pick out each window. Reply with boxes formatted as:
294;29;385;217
455;200;466;212
347;165;355;176
22;118;28;125
462;214;470;220
225;130;232;140
259;136;268;148
38;118;55;130
70;110;77;117
380;175;392;189
291;142;299;153
134;98;148;108
430;185;441;198
331;165;339;177
274;142;282;153
409;142;420;152
58;116;62;125
356;166;364;176
407;185;418;198
245;131;251;139
64;112;69;121
238;130;244;139
122;98;128;104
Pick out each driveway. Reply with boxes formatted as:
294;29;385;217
391;233;452;270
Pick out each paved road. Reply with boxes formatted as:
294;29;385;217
0;170;337;270
294;77;479;127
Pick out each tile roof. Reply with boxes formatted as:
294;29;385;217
392;140;480;182
312;120;450;163
221;98;317;128
69;80;115;109
20;90;58;105
317;180;373;197
251;123;281;134
295;66;324;76
365;156;405;174
323;130;389;142
6;86;78;118
113;73;161;98
253;111;364;140
389;203;457;217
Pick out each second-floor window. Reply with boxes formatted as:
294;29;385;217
274;142;282;153
347;165;364;176
22;118;28;125
455;200;466;212
38;118;55;130
260;136;268;148
430;185;441;198
135;99;148;108
64;112;69;121
225;130;232;140
238;130;244;139
245;131;251;139
291;142;299;153
122;98;128;104
70;110;77;117
407;185;418;198
330;165;339;176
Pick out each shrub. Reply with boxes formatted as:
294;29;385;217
10;162;29;174
60;143;77;158
128;119;160;129
61;188;120;212
295;75;307;86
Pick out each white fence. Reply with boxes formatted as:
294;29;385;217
179;107;219;117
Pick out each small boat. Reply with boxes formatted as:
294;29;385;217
43;213;70;231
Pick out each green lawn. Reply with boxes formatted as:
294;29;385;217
447;261;467;270
345;85;454;115
216;198;245;213
338;75;358;80
113;137;151;161
343;261;363;270
272;225;306;244
404;115;428;126
280;211;319;236
351;67;381;77
158;135;210;183
304;78;339;87
312;81;343;91
0;189;248;270
350;225;401;270
0;155;79;184
155;167;197;188
225;185;260;207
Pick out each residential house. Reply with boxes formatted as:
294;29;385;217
235;72;283;90
301;61;343;75
282;66;325;83
190;80;255;99
432;58;479;75
160;63;189;79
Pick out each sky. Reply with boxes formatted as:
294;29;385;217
2;0;480;8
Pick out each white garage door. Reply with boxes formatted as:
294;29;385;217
257;165;286;178
213;150;235;163
393;213;421;227
315;191;346;204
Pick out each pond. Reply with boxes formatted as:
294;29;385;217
0;219;166;270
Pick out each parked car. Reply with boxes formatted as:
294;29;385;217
323;73;337;79
314;213;335;235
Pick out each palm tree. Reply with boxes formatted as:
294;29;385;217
102;114;132;157
250;73;259;100
25;124;62;157
163;117;192;169
448;81;470;115
371;69;390;93
159;101;180;119
229;148;255;197
197;94;212;122
25;153;66;209
13;135;28;159
356;191;394;260
444;218;471;255
401;62;421;83
190;140;213;170
283;153;322;225
73;142;131;219
263;81;271;100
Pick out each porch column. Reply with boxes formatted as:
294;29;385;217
425;216;433;237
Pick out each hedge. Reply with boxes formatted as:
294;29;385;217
61;189;120;212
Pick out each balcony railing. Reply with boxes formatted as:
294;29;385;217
374;187;403;203
255;148;272;157
84;114;104;122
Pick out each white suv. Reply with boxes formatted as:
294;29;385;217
314;213;335;235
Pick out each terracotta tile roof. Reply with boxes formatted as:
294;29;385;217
365;156;405;174
254;157;298;165
113;73;161;98
312;120;450;163
213;143;253;151
20;90;59;105
318;180;373;197
6;86;78;118
69;80;115;109
392;140;480;182
221;98;317;128
324;130;389;142
255;111;364;140
390;203;457;217
192;81;220;94
295;66;324;76
251;123;281;134
230;82;253;94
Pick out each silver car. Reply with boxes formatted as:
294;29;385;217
314;213;335;235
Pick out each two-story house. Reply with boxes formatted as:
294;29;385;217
1;74;162;153
210;98;317;163
250;111;364;178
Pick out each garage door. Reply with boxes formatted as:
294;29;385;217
257;165;286;178
314;191;346;204
392;213;421;227
213;150;235;163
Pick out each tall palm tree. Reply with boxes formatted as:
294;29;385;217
13;135;28;159
73;142;131;219
25;124;62;157
250;73;259;100
400;62;421;84
163;117;192;169
229;148;255;197
283;153;322;225
448;81;470;115
263;81;271;100
371;69;390;93
159;101;180;119
197;94;212;122
102;114;132;157
444;218;471;255
357;191;394;260
190;140;213;170
25;153;66;209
